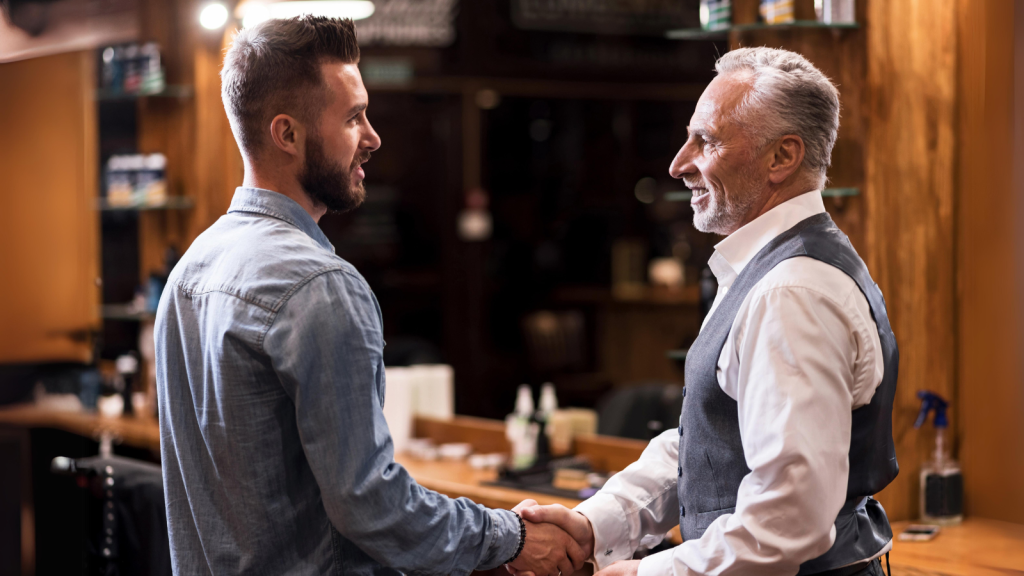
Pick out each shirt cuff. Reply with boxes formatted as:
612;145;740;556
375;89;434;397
478;508;522;571
575;492;635;571
638;547;678;576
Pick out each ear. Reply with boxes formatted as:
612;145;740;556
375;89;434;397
767;134;806;185
269;114;304;158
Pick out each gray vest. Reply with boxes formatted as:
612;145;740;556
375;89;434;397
677;212;898;575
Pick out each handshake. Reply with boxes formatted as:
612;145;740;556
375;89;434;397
505;501;640;576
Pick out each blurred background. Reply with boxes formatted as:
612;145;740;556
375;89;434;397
1;0;1023;574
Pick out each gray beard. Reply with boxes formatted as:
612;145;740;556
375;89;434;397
693;190;755;234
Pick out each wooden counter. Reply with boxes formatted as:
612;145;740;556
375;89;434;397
0;403;161;451
3;405;1023;575
889;519;1024;575
395;454;582;510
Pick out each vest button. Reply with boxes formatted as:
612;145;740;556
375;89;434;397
680;505;685;517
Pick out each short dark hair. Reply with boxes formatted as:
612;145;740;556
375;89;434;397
221;16;360;158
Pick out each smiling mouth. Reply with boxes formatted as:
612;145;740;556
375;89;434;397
688;187;708;198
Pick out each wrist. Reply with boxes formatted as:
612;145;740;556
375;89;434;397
504;511;527;565
576;510;596;556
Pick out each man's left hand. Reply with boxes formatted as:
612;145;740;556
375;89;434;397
594;560;640;576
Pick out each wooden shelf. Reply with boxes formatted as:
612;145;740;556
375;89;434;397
664;187;859;202
96;196;194;211
666;21;859;40
94;85;194;101
553;284;700;307
101;303;155;322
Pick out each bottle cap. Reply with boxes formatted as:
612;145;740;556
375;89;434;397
539;382;558;415
914;390;949;429
515;384;534;417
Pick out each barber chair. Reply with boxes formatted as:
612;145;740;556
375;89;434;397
50;453;171;576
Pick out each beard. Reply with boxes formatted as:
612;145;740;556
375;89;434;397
685;165;762;235
298;131;369;214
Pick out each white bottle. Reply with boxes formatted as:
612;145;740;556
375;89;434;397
538;382;558;420
506;385;538;470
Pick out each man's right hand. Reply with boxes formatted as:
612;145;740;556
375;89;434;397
508;505;595;576
508;517;585;576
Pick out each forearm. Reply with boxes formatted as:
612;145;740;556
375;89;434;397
319;443;520;573
575;429;681;570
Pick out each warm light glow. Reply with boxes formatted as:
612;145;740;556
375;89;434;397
242;1;376;28
200;3;230;29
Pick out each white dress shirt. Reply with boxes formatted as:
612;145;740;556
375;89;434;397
575;191;889;576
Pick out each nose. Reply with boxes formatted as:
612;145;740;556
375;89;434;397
363;120;381;152
669;138;698;180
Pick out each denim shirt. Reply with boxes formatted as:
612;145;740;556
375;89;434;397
155;187;519;575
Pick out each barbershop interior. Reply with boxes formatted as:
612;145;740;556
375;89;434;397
1;0;1023;574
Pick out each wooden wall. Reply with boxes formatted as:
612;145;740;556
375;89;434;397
863;0;960;522
956;0;1024;524
137;0;243;281
0;52;100;363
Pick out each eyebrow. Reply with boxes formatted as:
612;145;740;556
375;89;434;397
346;103;367;117
687;126;717;141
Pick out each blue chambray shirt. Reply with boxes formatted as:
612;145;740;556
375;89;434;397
155;187;519;575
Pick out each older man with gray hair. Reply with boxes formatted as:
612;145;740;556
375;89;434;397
518;47;898;576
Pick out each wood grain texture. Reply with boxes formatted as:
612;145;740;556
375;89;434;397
889;518;1024;575
863;0;960;522
0;404;160;452
729;5;868;253
0;52;100;363
956;0;1024;524
190;28;245;243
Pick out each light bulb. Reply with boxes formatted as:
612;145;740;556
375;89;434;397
200;2;230;30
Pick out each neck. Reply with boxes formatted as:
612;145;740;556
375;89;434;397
727;177;818;235
242;166;327;223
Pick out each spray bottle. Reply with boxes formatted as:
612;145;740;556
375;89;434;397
506;385;539;470
914;390;963;524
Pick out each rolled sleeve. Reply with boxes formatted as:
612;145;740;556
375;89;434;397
264;269;518;574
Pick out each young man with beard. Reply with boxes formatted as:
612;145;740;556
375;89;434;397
516;47;899;576
155;17;587;576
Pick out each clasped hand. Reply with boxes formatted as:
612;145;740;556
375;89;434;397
506;500;595;576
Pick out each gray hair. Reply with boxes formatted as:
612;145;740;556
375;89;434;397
714;47;840;185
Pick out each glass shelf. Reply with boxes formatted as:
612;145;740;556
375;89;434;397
667;20;859;40
97;197;195;211
664;187;859;202
666;349;689;361
95;85;194;101
101;304;155;322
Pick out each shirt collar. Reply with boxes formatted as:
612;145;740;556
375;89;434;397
228;187;335;253
710;190;826;288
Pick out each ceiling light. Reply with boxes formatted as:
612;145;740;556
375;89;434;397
200;2;230;30
242;1;376;28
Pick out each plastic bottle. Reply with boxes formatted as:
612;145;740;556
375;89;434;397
538;382;558;419
914;390;963;524
505;385;539;470
534;383;559;462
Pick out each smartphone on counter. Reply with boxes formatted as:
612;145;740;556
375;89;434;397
898;524;941;541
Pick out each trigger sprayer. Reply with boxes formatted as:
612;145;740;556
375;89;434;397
914;390;963;524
